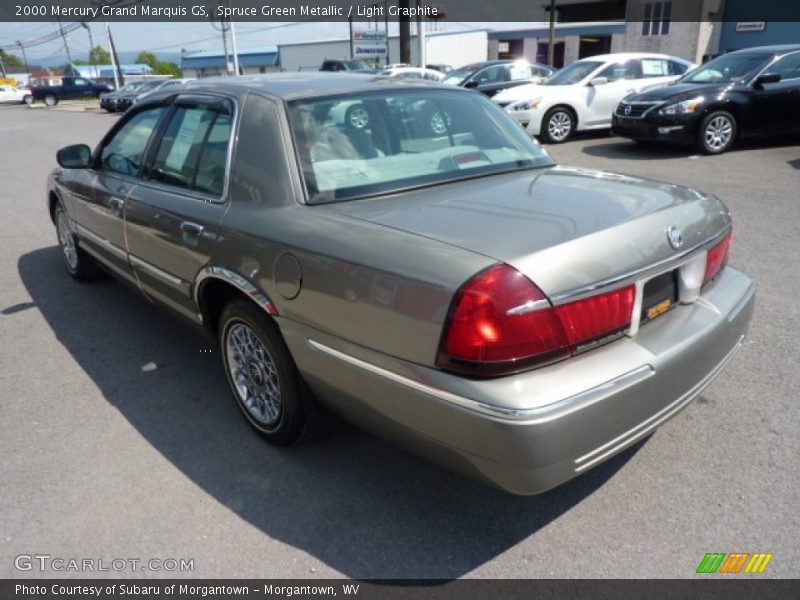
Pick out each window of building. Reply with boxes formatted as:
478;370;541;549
642;1;672;36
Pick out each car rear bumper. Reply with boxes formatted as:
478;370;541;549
612;113;699;144
281;266;755;495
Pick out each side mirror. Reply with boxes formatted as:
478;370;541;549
463;80;480;89
56;144;92;169
754;73;781;88
588;77;609;86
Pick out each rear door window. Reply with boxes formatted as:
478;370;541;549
147;100;233;196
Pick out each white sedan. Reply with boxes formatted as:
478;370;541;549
493;53;695;143
0;84;30;104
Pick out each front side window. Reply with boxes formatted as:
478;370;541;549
100;106;165;177
764;52;800;82
472;65;509;85
74;78;89;86
148;102;232;195
287;89;554;203
597;60;638;82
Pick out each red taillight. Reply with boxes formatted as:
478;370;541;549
703;230;732;286
554;286;635;350
437;264;635;377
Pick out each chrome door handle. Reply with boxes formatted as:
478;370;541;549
108;197;125;212
180;222;204;236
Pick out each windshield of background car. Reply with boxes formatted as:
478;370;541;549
287;89;554;203
542;61;603;85
136;80;163;93
441;67;476;85
346;60;371;70
679;54;771;84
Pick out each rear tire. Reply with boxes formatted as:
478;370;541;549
44;94;58;107
219;299;309;445
540;107;575;144
54;203;105;281
697;110;736;155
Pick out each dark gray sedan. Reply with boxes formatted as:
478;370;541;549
47;74;755;494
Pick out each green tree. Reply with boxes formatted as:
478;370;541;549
135;51;159;71
89;45;111;65
135;51;182;77
0;50;24;68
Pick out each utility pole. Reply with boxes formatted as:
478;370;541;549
81;23;96;78
416;1;426;68
16;41;31;79
384;0;389;66
58;17;74;73
548;0;556;68
229;19;240;75
107;23;124;87
399;0;411;64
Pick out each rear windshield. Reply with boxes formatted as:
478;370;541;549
287;89;554;203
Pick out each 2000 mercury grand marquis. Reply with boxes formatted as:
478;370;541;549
47;74;755;494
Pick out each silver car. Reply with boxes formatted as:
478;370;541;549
48;74;755;494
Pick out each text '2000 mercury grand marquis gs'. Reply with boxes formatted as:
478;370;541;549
48;74;755;494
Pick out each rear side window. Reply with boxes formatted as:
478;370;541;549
640;58;672;77
148;102;232;196
668;60;690;75
101;106;165;177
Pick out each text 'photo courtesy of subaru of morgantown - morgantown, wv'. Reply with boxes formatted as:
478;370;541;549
48;73;755;494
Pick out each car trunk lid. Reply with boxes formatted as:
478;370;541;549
326;165;730;297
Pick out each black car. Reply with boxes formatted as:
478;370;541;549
612;45;800;154
441;60;555;97
99;81;145;112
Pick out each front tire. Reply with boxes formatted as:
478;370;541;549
54;203;104;281
219;300;308;445
540;107;575;144
697;110;736;155
23;94;33;106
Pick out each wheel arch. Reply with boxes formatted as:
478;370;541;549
545;103;579;128
48;189;62;223
195;267;278;335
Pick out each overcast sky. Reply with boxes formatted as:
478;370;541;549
0;21;526;63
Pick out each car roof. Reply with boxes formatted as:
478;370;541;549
728;44;800;56
574;52;692;63
174;72;456;101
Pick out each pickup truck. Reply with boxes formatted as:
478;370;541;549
31;77;112;106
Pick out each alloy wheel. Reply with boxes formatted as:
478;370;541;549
225;322;282;426
56;211;79;271
704;115;733;151
547;111;572;142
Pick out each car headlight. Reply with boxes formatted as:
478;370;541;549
659;96;705;115
512;98;542;111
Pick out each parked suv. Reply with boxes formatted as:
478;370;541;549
612;45;800;154
31;76;112;106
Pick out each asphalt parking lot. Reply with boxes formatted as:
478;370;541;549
1;103;798;579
